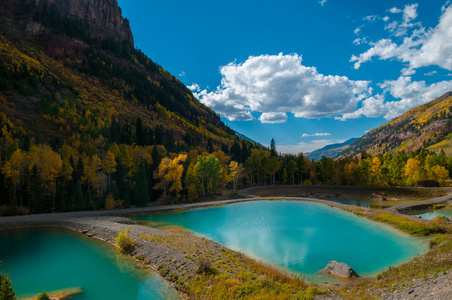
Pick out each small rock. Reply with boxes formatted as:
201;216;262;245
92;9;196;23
81;230;88;234
320;260;359;278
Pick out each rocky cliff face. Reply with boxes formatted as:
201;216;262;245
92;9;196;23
0;0;134;46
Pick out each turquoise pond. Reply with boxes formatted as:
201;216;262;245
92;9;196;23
134;200;428;282
0;228;177;300
413;207;452;220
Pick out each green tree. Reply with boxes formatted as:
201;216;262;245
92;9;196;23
36;291;49;300
267;156;281;185
194;155;222;198
270;138;277;157
0;272;15;300
286;160;298;184
281;168;288;185
134;159;149;207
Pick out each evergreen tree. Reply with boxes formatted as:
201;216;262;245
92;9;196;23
0;273;16;300
270;138;277;157
29;163;42;213
134;159;149;207
135;117;145;146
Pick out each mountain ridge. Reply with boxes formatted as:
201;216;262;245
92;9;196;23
341;92;452;157
306;138;358;160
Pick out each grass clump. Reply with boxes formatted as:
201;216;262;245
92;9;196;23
115;227;137;254
432;203;447;210
367;212;444;236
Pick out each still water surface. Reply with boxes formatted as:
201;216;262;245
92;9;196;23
135;200;428;282
413;207;452;220
0;228;177;300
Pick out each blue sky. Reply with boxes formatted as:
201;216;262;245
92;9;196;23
117;0;452;153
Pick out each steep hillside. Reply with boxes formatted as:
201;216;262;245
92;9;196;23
342;92;452;157
306;138;358;160
0;0;256;214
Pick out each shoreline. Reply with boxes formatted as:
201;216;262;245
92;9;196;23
2;186;452;299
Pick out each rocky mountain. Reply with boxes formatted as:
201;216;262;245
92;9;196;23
342;92;452;157
306;138;358;160
0;0;257;213
0;0;133;46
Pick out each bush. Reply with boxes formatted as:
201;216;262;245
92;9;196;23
37;291;50;300
196;258;217;275
115;227;137;254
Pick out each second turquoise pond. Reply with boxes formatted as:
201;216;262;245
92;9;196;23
134;200;428;282
413;206;452;220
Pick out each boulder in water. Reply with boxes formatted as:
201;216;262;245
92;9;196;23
320;261;359;278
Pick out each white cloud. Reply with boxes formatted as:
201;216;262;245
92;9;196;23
424;70;438;76
278;139;336;154
352;4;452;73
389;7;402;14
301;133;331;137
259;112;288;123
353;37;367;45
383;16;390;22
364;15;378;22
179;71;186;77
354;27;362;35
443;1;451;12
340;76;452;120
403;4;418;24
319;0;327;6
191;53;371;122
188;83;200;92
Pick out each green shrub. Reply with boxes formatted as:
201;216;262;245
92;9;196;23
115;227;137;254
37;291;50;300
196;258;217;275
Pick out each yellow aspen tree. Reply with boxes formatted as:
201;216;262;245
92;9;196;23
184;162;200;202
154;154;187;199
404;158;421;186
228;161;244;193
371;156;382;185
103;150;117;185
430;165;449;185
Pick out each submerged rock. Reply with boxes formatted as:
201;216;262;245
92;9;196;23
320;260;359;278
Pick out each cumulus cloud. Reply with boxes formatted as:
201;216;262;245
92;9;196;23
351;4;452;73
259;112;288;123
340;76;452;120
389;7;403;14
301;133;331;137
192;53;371;122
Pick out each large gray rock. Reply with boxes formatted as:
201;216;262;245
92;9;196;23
320;261;359;278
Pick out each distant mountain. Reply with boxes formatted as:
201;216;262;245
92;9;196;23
306;138;358;160
341;92;452;157
234;130;259;145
